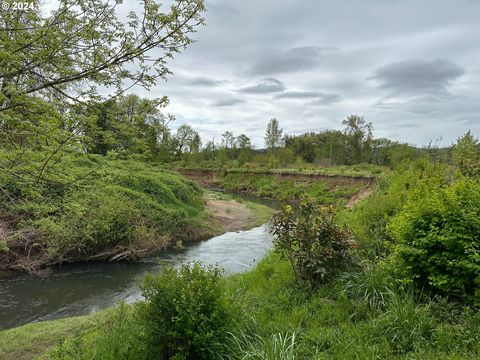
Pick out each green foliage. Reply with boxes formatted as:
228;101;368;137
141;263;234;359
0;155;205;265
342;114;373;164
237;149;253;166
0;0;205;108
343;159;448;259
271;202;354;284
389;177;480;303
83;95;177;160
264;118;283;151
7;250;480;360
452;131;480;178
0;0;205;188
0;240;8;253
342;263;399;310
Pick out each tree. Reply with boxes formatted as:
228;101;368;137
284;133;317;163
221;131;235;149
452;131;480;177
201;141;216;161
342;114;373;164
236;134;252;150
83;95;173;157
265;118;283;151
188;132;202;154
0;0;205;183
0;0;205;109
175;124;195;154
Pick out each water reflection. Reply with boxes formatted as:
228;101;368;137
0;224;272;330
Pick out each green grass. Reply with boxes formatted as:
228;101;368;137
0;310;112;360
17;253;477;359
222;253;480;359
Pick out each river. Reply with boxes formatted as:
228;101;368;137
0;224;273;331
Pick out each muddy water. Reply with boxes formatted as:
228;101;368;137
0;224;273;331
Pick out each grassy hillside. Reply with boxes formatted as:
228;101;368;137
0;154;208;271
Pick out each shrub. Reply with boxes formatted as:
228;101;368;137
141;262;233;359
389;177;480;303
1;155;206;265
345;159;448;259
271;201;354;284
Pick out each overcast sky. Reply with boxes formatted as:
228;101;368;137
147;0;480;147
48;0;480;147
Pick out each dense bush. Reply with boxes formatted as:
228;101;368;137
271;201;354;284
389;177;480;303
141;263;234;359
344;159;448;259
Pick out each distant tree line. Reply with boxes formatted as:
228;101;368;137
79;97;456;168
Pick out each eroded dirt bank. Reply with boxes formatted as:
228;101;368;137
177;168;375;206
177;168;374;190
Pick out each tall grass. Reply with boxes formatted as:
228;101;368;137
223;330;298;360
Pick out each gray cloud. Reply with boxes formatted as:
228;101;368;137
249;46;337;75
211;98;246;107
186;77;224;87
238;78;286;94
308;94;343;106
276;91;324;99
370;58;465;96
275;91;342;106
132;0;480;147
460;117;480;126
396;122;422;128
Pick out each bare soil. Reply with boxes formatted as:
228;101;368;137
206;198;254;232
346;186;373;209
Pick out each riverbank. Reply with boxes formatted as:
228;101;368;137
176;167;374;204
4;251;479;360
0;193;273;275
0;156;276;274
0;223;275;360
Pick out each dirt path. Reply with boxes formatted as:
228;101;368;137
346;186;373;209
206;198;254;232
